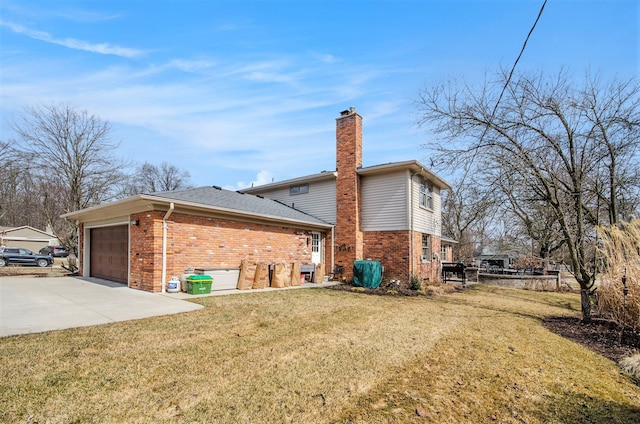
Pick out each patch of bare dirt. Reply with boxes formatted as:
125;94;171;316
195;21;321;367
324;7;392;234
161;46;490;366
543;316;640;363
326;281;463;297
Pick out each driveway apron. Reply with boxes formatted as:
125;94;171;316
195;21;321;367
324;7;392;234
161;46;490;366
0;276;202;337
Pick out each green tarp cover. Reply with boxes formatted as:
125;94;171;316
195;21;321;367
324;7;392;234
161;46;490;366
352;260;382;288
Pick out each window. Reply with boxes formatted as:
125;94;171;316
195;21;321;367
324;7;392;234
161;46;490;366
290;184;309;195
441;244;448;262
419;179;433;209
421;234;431;262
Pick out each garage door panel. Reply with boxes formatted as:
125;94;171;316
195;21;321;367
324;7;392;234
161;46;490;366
90;226;128;284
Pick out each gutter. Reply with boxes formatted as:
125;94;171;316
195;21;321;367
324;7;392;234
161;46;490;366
161;202;175;293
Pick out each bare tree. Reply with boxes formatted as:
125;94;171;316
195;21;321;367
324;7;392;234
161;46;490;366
441;180;496;263
417;69;640;321
497;166;566;260
10;103;127;251
0;141;40;227
120;161;193;196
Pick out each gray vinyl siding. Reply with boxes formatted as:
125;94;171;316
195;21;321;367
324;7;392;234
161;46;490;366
361;170;409;231
410;175;442;236
249;179;336;224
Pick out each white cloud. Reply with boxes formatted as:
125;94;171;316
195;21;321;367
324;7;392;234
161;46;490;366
0;20;144;58
224;170;275;191
310;52;340;64
167;59;217;73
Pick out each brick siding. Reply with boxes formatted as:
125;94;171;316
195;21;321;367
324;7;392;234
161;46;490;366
335;109;363;281
128;211;318;292
363;230;411;280
412;231;443;283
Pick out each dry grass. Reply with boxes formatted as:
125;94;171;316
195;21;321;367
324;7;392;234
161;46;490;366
1;285;639;423
0;263;69;278
596;219;640;328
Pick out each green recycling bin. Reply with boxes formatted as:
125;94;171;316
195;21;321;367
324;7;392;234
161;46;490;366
186;275;213;294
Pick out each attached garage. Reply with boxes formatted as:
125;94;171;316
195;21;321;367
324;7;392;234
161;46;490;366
89;225;128;284
62;187;332;293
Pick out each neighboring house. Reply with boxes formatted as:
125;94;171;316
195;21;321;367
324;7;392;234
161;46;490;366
62;107;451;292
0;225;60;252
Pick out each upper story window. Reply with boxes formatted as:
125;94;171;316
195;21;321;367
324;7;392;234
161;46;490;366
290;184;309;195
419;179;433;209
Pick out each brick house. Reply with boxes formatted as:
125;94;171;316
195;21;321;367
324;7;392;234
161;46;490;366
63;107;451;292
63;187;332;292
244;107;451;283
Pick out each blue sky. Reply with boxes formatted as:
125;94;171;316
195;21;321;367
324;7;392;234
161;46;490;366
1;0;637;190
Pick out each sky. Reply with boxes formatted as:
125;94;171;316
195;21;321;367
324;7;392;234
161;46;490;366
1;0;638;191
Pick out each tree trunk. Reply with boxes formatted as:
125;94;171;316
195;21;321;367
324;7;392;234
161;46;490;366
580;289;592;323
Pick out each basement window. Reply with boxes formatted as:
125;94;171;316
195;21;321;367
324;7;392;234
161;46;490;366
290;184;309;195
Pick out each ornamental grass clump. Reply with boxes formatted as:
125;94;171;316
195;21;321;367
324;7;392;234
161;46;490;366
620;353;640;381
596;219;640;329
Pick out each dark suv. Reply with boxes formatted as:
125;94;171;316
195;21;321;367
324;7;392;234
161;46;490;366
39;245;69;257
0;247;54;267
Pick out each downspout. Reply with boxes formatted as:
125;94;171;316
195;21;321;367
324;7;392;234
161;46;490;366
161;202;175;293
409;171;418;281
331;225;335;274
76;220;82;276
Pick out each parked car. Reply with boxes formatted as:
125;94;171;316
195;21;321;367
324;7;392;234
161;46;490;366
0;247;54;267
39;245;69;257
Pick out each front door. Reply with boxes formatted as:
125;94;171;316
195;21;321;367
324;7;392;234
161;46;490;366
311;232;321;264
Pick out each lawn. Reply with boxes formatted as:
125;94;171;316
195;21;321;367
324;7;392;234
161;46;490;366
1;285;639;423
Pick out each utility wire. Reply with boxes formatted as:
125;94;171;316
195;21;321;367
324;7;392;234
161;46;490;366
489;0;548;122
460;0;548;183
454;0;548;246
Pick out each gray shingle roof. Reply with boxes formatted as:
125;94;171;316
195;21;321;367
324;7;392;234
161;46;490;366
149;186;331;226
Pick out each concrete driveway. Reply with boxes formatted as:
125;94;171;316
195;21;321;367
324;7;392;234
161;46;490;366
0;276;203;337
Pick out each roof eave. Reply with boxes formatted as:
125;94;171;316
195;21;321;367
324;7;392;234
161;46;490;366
62;194;332;230
358;160;452;189
241;171;337;193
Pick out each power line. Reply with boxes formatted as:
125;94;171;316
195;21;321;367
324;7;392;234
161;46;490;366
460;0;548;184
491;0;548;120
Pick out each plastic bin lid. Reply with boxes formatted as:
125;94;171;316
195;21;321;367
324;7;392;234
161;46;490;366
186;275;213;281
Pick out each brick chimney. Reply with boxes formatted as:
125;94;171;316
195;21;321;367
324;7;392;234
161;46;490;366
335;107;363;280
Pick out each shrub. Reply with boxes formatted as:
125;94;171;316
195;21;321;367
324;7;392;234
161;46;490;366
596;220;640;329
410;275;421;290
620;353;640;381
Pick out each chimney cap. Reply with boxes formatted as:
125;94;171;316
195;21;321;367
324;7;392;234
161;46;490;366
340;106;356;116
